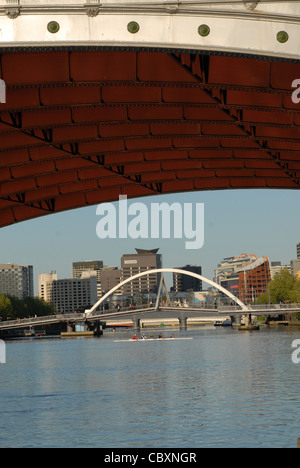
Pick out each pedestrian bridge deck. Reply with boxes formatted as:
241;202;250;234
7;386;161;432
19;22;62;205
0;303;299;331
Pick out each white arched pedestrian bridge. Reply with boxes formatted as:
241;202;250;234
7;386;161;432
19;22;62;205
84;268;249;317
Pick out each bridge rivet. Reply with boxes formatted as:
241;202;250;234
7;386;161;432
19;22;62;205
198;24;210;37
47;21;60;34
127;21;140;34
277;31;289;43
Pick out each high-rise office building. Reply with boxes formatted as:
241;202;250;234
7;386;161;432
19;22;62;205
121;248;162;296
72;260;104;298
100;268;123;295
0;263;34;299
173;265;202;292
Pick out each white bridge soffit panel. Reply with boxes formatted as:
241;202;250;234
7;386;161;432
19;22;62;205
0;1;300;59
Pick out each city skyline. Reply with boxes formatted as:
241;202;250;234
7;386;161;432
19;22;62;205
1;189;300;294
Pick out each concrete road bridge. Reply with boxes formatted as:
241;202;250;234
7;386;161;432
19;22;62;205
0;2;300;227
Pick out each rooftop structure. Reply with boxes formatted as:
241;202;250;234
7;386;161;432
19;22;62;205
214;254;258;285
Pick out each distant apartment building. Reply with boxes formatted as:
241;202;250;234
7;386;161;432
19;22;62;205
291;259;300;277
121;248;162;296
270;261;291;279
38;272;58;302
172;265;202;292
39;272;97;314
73;260;104;298
297;242;300;260
238;257;271;304
214;253;258;297
0;263;34;299
290;242;300;277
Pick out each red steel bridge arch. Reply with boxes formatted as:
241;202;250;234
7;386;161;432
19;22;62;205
0;1;300;228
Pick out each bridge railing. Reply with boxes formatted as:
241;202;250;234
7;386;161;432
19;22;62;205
220;303;300;313
1;303;299;329
89;302;219;317
0;313;85;328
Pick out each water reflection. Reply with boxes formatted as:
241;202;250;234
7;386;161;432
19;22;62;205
0;327;300;447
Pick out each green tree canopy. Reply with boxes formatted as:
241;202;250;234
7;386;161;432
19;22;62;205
0;294;13;319
257;268;300;304
0;295;56;320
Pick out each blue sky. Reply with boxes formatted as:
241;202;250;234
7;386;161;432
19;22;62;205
0;189;299;294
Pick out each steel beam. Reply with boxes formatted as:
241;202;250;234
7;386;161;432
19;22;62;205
0;1;299;60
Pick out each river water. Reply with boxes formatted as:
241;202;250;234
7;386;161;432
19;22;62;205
0;326;300;448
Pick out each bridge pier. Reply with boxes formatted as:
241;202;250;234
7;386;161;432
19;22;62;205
94;321;102;336
230;315;241;327
244;315;251;328
179;316;187;330
132;317;140;331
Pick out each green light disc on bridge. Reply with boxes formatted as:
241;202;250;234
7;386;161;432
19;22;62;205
127;22;140;34
47;21;60;34
277;31;289;43
198;24;210;37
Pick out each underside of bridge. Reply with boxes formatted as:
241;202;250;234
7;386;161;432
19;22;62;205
1;48;300;228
